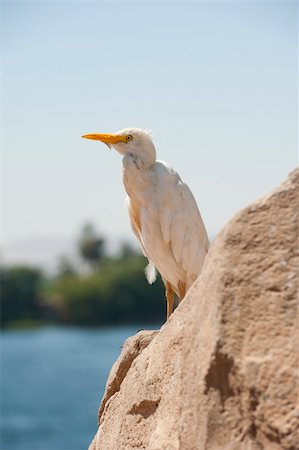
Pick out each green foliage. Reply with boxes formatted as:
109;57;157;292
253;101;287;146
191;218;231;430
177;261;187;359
1;266;44;327
46;256;165;325
57;255;77;278
118;242;139;260
78;223;105;271
1;229;166;328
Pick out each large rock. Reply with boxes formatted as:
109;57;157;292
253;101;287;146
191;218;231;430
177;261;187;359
89;169;299;450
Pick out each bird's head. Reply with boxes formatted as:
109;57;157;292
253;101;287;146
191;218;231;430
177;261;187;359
82;128;156;168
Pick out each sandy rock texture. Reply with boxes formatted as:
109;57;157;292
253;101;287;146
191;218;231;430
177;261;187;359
89;169;299;450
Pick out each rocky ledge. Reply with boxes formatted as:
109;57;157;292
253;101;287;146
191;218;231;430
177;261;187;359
89;169;299;450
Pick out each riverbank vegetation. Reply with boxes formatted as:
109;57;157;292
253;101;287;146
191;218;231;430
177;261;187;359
1;224;165;328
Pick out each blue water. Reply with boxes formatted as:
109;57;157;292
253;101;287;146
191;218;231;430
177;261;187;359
1;326;158;450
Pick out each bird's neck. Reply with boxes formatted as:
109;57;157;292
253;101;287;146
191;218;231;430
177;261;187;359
122;154;152;202
124;141;156;170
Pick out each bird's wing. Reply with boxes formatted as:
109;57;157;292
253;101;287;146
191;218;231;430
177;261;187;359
145;161;209;280
126;196;142;240
168;180;209;277
127;196;157;284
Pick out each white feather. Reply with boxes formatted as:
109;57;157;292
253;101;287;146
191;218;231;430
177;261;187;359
144;261;157;284
118;129;209;297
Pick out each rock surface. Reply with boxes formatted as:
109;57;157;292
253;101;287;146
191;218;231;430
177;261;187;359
89;169;299;450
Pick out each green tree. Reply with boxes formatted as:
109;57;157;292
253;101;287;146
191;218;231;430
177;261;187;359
57;255;77;278
119;242;140;260
1;266;43;327
78;223;105;271
46;255;165;326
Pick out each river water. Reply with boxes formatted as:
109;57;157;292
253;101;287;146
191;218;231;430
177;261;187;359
1;325;159;450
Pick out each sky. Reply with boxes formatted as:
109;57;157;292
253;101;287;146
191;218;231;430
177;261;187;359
1;0;298;269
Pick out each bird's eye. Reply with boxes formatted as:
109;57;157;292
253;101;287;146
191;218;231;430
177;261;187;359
126;135;133;142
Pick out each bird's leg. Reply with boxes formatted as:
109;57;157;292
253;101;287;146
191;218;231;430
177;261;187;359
165;281;175;320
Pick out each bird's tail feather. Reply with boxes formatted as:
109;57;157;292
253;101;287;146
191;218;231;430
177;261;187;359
144;261;157;284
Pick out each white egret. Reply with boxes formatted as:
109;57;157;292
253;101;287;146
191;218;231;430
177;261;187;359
82;128;209;319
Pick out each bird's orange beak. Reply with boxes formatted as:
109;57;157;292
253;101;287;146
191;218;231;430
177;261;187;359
81;133;127;145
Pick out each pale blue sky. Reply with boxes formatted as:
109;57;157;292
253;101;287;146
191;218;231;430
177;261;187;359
1;1;298;266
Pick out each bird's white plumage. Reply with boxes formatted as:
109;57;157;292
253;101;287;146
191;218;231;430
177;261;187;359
110;127;210;300
83;127;209;313
124;157;209;295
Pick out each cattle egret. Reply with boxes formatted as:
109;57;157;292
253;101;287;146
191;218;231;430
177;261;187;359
82;128;209;319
